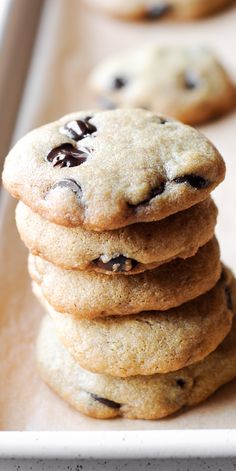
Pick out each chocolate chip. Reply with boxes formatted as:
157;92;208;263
111;77;127;90
129;182;166;206
225;286;233;311
93;255;138;273
61;117;97;141
52;178;82;197
176;379;186;389
184;71;199;90
90;393;121;409
174;175;209;189
150;183;166;198
220;270;226;282
159;117;169;124
46;144;88;168
146;3;172;19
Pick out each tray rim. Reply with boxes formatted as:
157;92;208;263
0;430;236;459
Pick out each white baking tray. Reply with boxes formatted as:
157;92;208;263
1;430;236;459
0;0;236;459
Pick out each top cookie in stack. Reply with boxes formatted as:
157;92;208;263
3;109;224;231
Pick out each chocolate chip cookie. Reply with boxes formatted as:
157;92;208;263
37;300;236;420
16;198;217;274
36;268;234;377
29;238;221;318
3;109;225;231
84;0;234;20
90;47;235;125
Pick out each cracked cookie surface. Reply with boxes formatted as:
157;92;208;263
36;268;235;377
29;238;221;319
90;47;235;125
16;198;217;274
3;109;225;231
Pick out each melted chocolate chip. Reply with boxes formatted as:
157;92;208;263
220;270;226;282
146;3;172;19
93;255;138;273
184;71;199;90
225;286;233;311
61;117;97;141
112;77;127;90
150;183;166;198
176;379;186;389
46;144;88;168
52;178;82;196
174;175;209;189
159;117;169;124
129;182;166;207
90;393;121;409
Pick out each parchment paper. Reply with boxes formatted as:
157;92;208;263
0;0;236;431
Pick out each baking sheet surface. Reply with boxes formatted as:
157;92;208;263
0;0;236;431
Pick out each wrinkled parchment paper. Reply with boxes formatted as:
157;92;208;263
0;0;236;431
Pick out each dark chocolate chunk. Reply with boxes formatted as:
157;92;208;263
111;77;127;90
61;117;97;141
184;71;199;90
128;182;166;207
146;3;172;19
52;178;82;197
225;286;233;311
159;117;169;124
150;183;166;197
220;270;227;283
93;255;138;273
131;182;166;206
174;175;210;189
176;379;186;389
90;393;121;409
46;144;88;168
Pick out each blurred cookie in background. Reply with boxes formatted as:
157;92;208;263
89;46;236;125
83;0;234;21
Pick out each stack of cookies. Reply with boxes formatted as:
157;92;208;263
3;108;236;420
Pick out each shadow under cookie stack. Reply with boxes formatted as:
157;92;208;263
3;108;236;420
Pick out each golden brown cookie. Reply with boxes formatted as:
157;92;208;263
29;238;221;319
16;198;217;274
84;0;233;20
3;109;225;231
90;46;235;125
